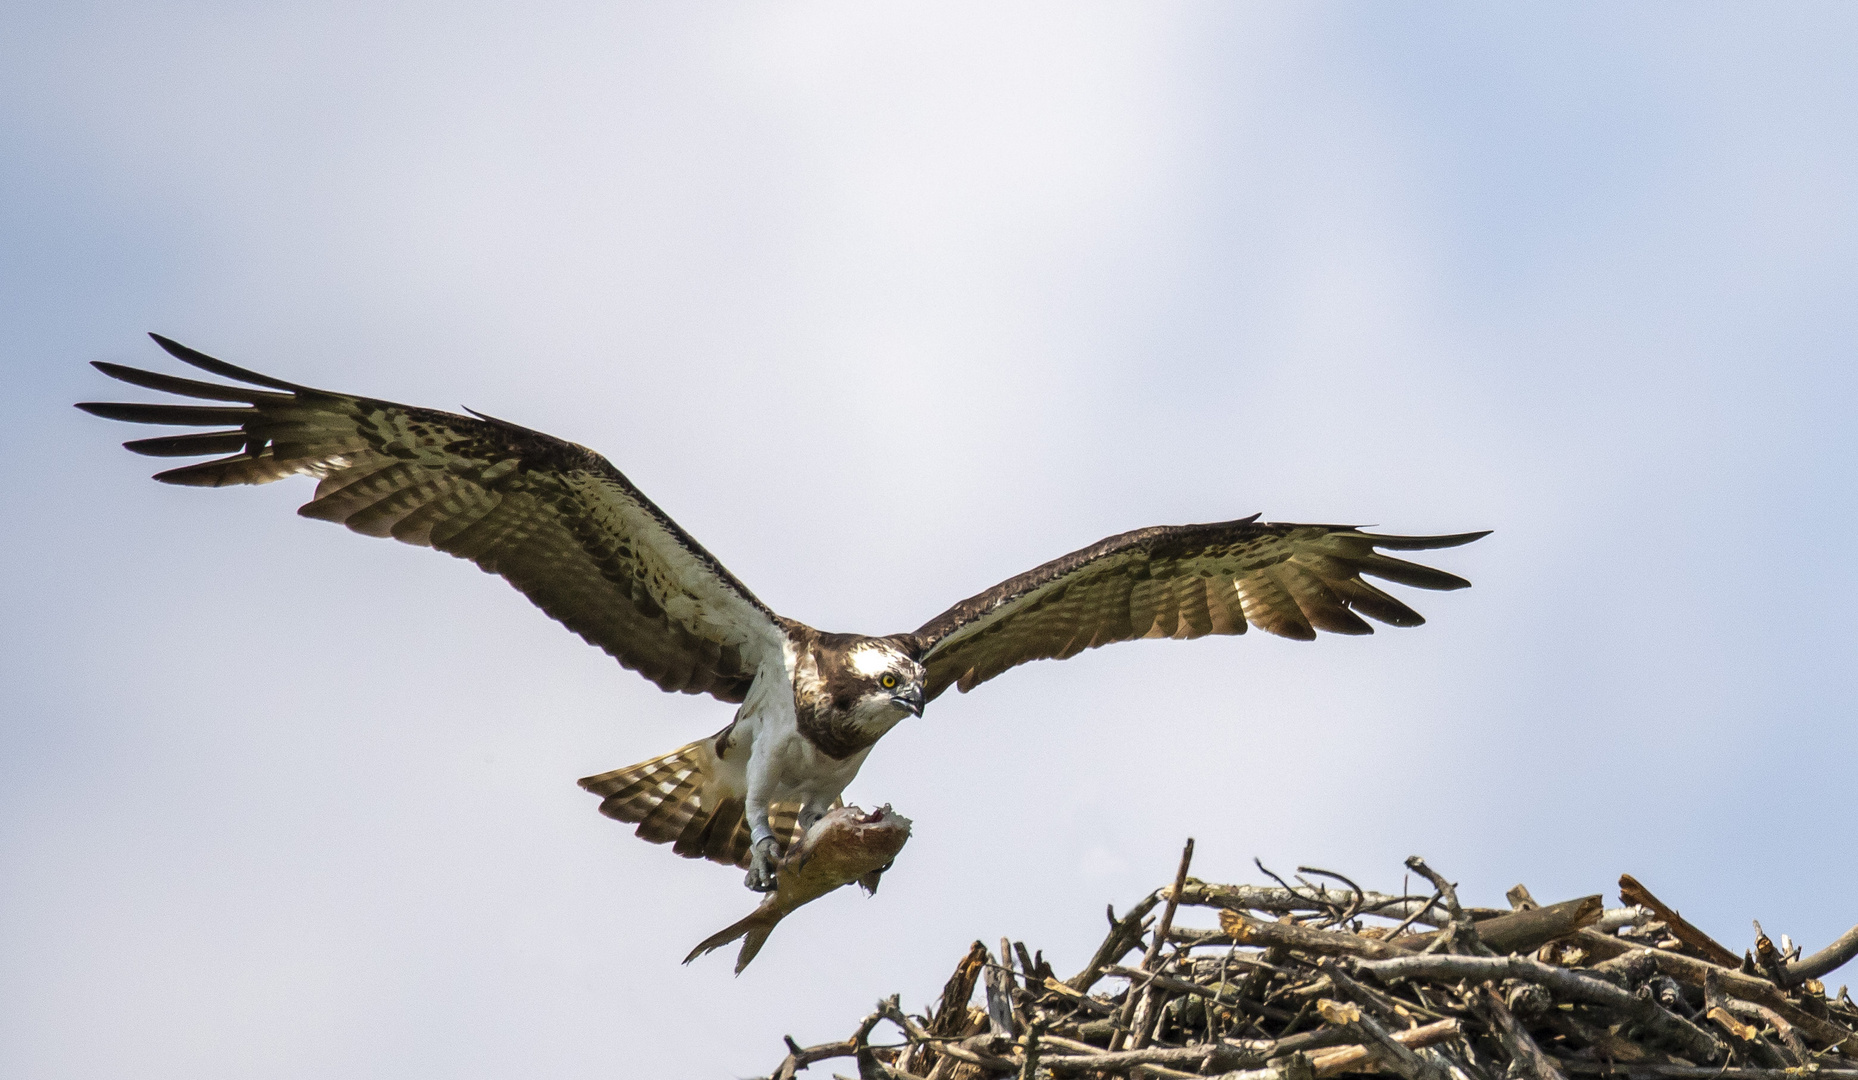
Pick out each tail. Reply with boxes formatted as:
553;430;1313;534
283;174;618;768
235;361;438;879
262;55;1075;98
578;737;834;870
579;739;752;867
683;909;781;974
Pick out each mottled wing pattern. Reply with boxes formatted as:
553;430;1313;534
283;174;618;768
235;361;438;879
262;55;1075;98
77;334;785;702
580;741;829;868
909;518;1488;701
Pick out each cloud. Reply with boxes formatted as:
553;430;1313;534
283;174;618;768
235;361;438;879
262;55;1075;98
5;4;1857;1077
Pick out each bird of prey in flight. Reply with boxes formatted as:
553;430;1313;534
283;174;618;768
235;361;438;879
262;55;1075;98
81;335;1489;891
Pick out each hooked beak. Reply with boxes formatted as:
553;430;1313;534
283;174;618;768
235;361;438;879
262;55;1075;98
891;685;925;717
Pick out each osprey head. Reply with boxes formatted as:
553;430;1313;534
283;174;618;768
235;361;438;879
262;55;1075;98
791;633;930;759
840;637;927;721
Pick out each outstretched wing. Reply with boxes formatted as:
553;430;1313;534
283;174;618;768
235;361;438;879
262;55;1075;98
907;517;1488;701
78;334;786;703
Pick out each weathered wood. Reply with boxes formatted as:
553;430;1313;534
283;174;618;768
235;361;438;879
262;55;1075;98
1117;838;1195;1053
908;941;988;1077
985;940;1016;1037
1593;947;1858;1055
1750;921;1794;992
1305;1017;1463;1078
1068;892;1161;993
1016;1018;1043;1080
1791;922;1858;981
1353;953;1723;1062
1567;925;1637;961
1537;1009;1663;1063
1174;882;1507;927
1400;895;1603;956
1042;1043;1254;1075
758;857;1858;1080
1217;1056;1320;1080
1555;1066;1858;1080
1108;964;1249;1006
1218;910;1411;960
928;1033;1016;1073
1313;999;1447;1080
1474;982;1567;1080
1618;875;1743;969
1210;896;1601;962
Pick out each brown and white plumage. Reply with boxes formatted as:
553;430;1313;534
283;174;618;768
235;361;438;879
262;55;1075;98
908;519;1487;701
81;335;1489;890
79;334;786;702
579;737;826;869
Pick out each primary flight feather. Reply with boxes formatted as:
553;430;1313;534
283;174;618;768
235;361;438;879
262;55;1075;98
81;334;1489;891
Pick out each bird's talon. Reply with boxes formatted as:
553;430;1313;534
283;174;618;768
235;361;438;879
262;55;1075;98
744;838;781;892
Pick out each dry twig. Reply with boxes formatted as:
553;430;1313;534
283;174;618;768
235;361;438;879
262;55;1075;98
755;853;1858;1080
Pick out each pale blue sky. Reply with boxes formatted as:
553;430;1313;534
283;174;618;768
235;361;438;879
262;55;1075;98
3;4;1856;1077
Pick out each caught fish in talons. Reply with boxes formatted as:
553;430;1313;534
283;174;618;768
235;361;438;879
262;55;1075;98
684;805;912;974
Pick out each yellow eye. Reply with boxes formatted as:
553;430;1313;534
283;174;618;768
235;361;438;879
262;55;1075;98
880;673;897;689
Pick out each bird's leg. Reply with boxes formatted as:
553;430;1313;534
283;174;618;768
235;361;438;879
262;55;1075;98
744;766;781;892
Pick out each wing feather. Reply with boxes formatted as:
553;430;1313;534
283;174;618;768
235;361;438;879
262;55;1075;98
1202;574;1247;637
75;401;258;427
90;360;293;404
1354;552;1474;591
1269;561;1372;636
1134;573;1180;640
1174;575;1215;639
909;519;1486;700
153;450;317;487
1330;575;1426;627
122;431;252;457
1237;570;1316;641
81;335;786;702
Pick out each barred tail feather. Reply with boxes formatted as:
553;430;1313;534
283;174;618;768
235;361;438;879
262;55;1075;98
579;739;825;870
579;739;747;866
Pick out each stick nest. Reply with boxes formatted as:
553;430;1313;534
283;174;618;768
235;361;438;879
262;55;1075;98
756;847;1858;1080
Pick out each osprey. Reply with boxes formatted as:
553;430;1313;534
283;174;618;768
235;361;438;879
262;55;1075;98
81;335;1489;891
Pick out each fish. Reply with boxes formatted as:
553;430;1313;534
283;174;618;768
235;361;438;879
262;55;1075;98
684;804;912;974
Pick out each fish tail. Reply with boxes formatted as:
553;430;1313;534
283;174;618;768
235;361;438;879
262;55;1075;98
733;925;775;975
683;909;781;974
